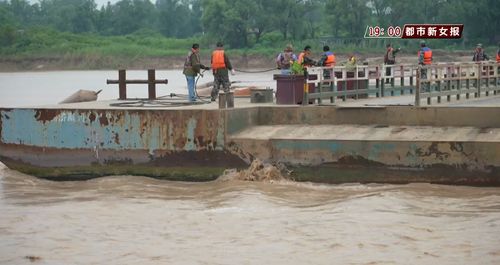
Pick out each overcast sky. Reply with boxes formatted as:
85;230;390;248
29;0;151;7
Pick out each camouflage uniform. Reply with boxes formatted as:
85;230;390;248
211;68;231;100
211;48;233;101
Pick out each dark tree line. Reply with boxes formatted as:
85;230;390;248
1;0;499;48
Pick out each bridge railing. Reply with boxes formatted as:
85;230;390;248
306;65;372;104
380;63;417;96
305;62;499;106
415;62;500;106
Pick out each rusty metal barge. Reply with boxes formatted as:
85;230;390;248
1;63;500;185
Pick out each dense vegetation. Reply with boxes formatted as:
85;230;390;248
0;0;499;68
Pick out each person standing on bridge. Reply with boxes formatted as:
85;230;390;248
183;43;210;102
418;41;432;67
384;43;401;84
210;42;235;102
298;45;317;69
276;44;297;75
298;45;317;79
497;42;500;63
497;43;500;85
418;41;432;92
317;45;336;80
472;43;489;62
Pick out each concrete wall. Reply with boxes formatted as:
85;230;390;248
256;106;500;127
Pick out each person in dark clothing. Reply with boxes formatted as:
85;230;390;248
384;43;401;83
210;42;235;102
183;43;210;102
317;45;336;80
472;43;489;62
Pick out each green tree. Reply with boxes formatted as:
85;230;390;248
156;0;200;38
202;0;253;48
96;2;114;35
325;0;369;37
38;0;97;33
109;0;156;35
8;0;38;26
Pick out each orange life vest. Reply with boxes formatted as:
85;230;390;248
298;51;314;67
497;51;500;63
211;50;226;70
298;52;305;65
324;51;335;67
418;47;432;65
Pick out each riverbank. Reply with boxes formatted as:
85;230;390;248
0;50;476;72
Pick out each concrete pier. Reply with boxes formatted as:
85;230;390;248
1;96;500;184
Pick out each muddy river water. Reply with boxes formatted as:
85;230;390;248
1;164;500;265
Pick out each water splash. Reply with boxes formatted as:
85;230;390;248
218;159;291;183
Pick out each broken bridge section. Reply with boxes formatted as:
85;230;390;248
226;106;500;185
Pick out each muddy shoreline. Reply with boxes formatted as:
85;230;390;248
0;51;473;72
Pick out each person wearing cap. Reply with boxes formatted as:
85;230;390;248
418;41;432;66
384;43;401;84
473;43;489;62
183;43;210;102
210;42;235;102
276;44;297;75
317;45;336;80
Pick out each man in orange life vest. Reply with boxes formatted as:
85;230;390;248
497;43;500;85
317;45;336;80
418;40;432;91
210;42;235;102
497;42;500;63
418;41;432;66
298;45;317;72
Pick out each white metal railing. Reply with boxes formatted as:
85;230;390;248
304;62;500;106
415;62;500;106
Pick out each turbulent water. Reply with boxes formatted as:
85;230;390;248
1;162;500;265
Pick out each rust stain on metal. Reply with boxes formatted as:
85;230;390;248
140;120;148;138
34;109;59;123
88;112;96;122
99;112;109;126
114;132;120;145
227;141;255;164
